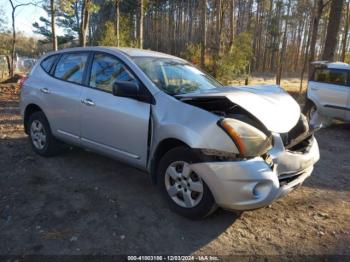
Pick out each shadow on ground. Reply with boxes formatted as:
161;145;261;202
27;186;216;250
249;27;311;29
0;137;239;255
303;122;350;192
1;90;349;255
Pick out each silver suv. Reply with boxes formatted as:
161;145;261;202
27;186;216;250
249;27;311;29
304;61;350;125
20;47;320;218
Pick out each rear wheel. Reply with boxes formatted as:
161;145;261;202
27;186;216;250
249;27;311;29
157;146;217;219
27;111;62;156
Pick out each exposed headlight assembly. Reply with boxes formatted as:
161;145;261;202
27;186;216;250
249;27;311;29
219;118;272;157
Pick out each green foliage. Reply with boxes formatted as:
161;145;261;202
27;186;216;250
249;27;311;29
181;43;201;65
57;0;99;38
344;52;350;64
0;6;7;32
97;19;137;47
0;32;42;57
215;33;253;83
0;32;11;55
181;35;253;83
32;16;74;45
57;0;81;36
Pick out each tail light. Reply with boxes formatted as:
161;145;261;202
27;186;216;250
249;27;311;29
19;75;28;89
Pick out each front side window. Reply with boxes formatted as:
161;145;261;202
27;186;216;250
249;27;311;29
54;53;88;84
41;55;59;73
132;57;223;95
89;53;136;92
314;69;348;86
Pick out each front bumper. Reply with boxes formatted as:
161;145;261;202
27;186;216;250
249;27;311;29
190;134;320;211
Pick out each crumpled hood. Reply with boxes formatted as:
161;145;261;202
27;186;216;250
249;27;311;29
177;85;301;133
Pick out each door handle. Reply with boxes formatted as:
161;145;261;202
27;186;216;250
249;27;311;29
81;98;96;106
40;88;50;94
310;87;319;91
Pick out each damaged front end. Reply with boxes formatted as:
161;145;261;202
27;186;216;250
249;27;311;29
175;88;320;211
180;96;273;158
178;86;314;160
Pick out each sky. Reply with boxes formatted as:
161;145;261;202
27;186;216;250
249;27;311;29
1;0;49;37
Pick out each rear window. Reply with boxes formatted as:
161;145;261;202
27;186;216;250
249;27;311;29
53;53;89;84
313;69;348;85
40;55;59;73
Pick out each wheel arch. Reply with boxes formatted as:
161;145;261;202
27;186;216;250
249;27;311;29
305;91;321;110
305;98;317;107
24;104;45;134
149;138;190;185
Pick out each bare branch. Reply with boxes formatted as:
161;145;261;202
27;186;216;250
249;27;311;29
322;0;332;9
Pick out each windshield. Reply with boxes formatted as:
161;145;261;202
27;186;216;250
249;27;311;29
132;57;223;95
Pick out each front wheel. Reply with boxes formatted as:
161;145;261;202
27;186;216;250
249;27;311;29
157;147;217;219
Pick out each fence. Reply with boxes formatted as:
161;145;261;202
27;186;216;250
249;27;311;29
0;55;37;80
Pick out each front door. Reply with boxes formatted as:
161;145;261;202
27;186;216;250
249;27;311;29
80;52;151;168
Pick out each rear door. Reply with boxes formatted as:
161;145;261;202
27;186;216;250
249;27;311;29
80;52;151;168
309;68;350;119
45;52;89;142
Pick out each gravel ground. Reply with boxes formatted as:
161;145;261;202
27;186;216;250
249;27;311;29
0;85;349;256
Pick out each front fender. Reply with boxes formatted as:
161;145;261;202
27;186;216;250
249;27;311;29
150;92;238;161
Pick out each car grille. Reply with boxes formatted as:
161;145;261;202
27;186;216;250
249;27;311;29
280;114;313;153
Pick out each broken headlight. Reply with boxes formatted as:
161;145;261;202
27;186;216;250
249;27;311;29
219;118;272;157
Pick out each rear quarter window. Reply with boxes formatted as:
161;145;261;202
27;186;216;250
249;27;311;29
40;55;59;73
313;68;348;86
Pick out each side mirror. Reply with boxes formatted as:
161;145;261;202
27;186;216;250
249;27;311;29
112;81;139;99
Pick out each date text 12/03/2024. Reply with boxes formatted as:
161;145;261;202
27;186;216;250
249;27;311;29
127;255;220;261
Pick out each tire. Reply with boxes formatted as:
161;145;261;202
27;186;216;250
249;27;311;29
157;146;217;219
303;100;317;122
27;111;62;156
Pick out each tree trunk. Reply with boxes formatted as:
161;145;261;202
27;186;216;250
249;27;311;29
51;0;57;51
228;0;235;50
139;0;144;48
80;0;91;47
341;0;350;61
115;0;120;46
5;55;11;77
252;0;261;71
200;0;207;68
8;0;33;77
322;0;344;61
308;0;325;79
300;17;313;94
246;0;253;32
293;18;304;71
11;7;16;77
212;0;222;77
276;0;291;85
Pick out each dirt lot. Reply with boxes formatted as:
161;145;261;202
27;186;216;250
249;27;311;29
0;82;349;256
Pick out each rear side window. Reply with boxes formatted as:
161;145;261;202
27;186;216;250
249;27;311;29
313;69;348;86
41;55;59;73
89;53;136;92
54;53;89;84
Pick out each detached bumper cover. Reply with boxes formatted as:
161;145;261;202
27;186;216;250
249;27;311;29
190;135;320;211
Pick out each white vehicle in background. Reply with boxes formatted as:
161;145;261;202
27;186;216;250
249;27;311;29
304;61;350;125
